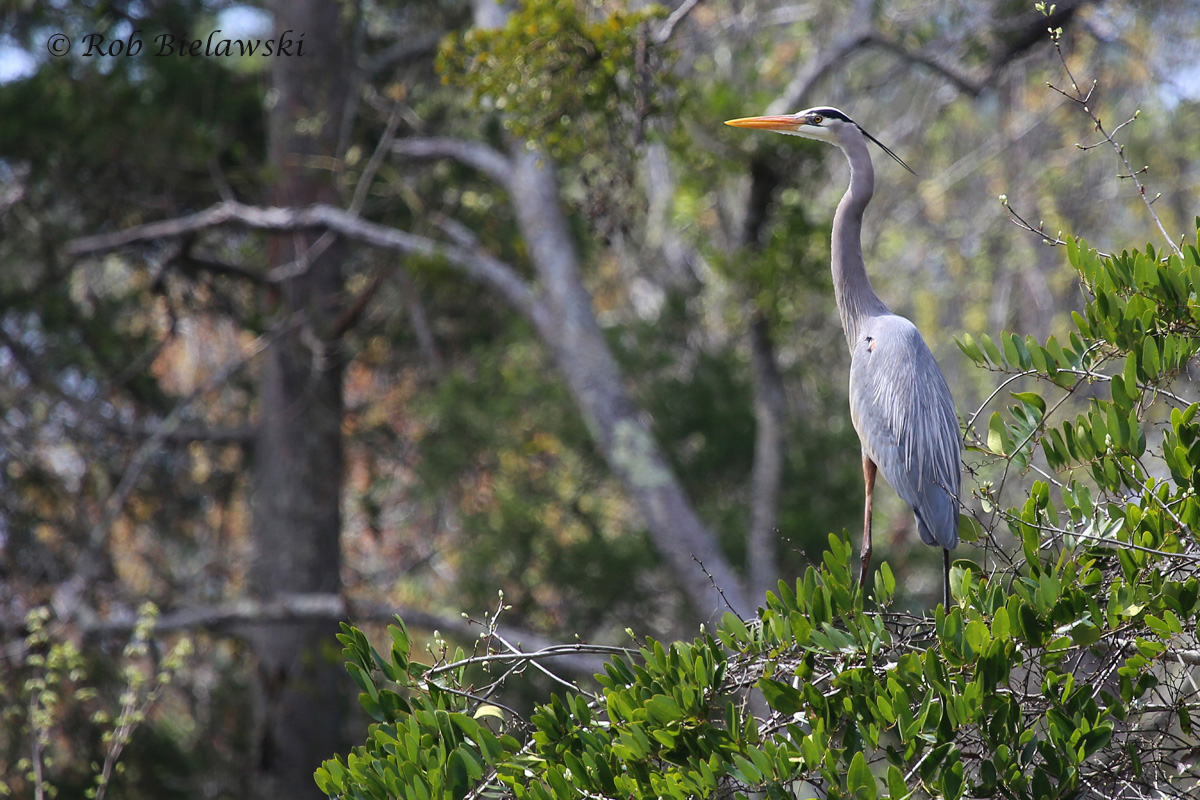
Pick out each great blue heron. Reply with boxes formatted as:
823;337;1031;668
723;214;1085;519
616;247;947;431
726;106;961;607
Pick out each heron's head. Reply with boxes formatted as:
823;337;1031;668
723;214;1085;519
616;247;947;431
725;106;915;174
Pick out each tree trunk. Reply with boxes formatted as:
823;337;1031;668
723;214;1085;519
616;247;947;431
747;312;788;601
509;150;750;619
249;1;352;796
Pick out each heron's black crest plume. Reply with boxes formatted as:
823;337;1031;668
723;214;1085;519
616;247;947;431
858;126;917;176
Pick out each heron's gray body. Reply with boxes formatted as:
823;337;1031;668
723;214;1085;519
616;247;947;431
849;313;960;550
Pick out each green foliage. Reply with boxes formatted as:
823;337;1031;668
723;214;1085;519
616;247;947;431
323;230;1200;799
437;0;669;160
1;604;193;799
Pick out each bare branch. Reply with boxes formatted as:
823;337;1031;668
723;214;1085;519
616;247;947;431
394;137;515;187
72;594;612;676
654;0;703;45
350;103;404;215
508;147;751;619
1047;40;1182;257
998;195;1113;258
862;34;983;97
65;201;543;326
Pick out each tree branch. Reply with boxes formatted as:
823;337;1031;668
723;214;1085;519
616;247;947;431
74;594;611;676
394;137;515;188
654;0;703;45
65;201;543;327
175;250;268;285
862;34;983;97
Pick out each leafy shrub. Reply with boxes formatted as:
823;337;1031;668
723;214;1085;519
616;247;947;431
318;228;1200;799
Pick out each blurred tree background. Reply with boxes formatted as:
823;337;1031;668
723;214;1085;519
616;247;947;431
0;0;1196;796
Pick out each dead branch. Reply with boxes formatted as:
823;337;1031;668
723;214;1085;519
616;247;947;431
394;137;515;187
74;594;613;676
64;200;543;326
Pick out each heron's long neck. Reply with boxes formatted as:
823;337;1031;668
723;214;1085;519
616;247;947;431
831;135;889;349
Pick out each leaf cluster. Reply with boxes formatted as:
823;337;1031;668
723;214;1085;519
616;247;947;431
436;0;669;161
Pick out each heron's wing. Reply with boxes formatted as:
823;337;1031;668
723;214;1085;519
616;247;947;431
848;315;962;549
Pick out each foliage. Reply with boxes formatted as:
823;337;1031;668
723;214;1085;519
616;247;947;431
436;0;669;160
0;604;193;799
320;229;1200;799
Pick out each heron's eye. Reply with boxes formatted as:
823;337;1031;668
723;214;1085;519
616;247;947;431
811;114;823;125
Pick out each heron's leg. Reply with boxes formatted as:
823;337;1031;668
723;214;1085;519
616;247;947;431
860;455;876;594
942;548;952;608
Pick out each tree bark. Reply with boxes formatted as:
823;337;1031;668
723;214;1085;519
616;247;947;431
509;150;750;619
248;2;352;796
747;313;788;601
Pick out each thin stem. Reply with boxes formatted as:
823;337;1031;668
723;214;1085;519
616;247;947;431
1049;42;1181;257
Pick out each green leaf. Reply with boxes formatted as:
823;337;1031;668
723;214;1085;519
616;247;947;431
1011;391;1047;416
1002;332;1020;366
958;514;982;543
980;333;1004;367
474;704;506;723
955;334;985;365
345;662;378;700
941;756;965;800
721;612;752;644
757;677;805;716
1012;333;1033;369
645;694;683;725
1110;374;1132;411
992;606;1011;641
887;764;910;800
545;766;572;799
988;411;1011;455
1028;338;1050;373
1142;337;1161;379
1125;352;1140;395
848;751;877;800
880;561;897;598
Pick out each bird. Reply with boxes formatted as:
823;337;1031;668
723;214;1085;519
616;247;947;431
725;106;961;607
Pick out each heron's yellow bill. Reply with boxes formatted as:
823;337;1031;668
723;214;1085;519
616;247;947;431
724;115;799;130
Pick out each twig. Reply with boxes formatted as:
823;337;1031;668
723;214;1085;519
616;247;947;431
965;367;1039;431
1045;35;1181;257
350;103;404;215
693;555;744;619
654;0;702;45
